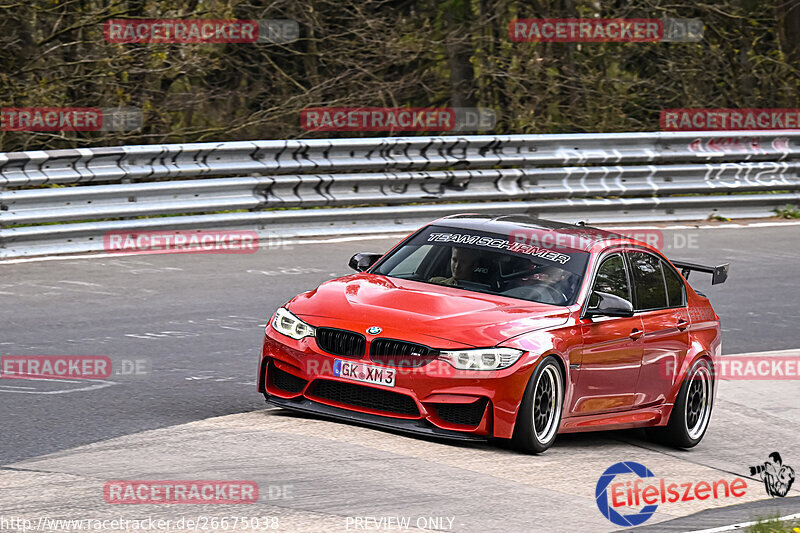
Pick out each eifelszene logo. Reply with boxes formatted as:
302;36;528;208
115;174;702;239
596;462;658;527
749;452;795;497
595;461;748;527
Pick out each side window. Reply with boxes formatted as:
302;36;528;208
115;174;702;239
628;252;668;311
663;262;685;307
590;255;630;307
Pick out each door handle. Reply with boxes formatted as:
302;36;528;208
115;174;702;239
676;319;689;331
629;328;644;340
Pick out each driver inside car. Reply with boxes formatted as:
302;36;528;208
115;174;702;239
504;263;574;299
429;246;481;286
528;264;566;284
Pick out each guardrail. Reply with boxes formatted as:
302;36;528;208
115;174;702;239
1;131;799;258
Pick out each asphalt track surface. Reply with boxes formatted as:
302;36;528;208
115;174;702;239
1;222;799;532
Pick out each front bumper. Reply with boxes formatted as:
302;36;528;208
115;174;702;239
266;394;487;442
257;326;534;440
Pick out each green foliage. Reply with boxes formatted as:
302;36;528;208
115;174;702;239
745;515;800;533
0;0;798;151
775;204;800;218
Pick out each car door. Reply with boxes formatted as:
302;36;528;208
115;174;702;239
626;251;691;407
571;253;645;415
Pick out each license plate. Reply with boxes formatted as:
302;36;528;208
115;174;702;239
334;360;396;387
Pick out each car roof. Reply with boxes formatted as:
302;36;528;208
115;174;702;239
430;213;628;252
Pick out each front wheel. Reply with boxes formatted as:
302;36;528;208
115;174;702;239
647;358;714;448
512;356;564;454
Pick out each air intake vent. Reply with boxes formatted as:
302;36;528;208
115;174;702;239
433;399;488;427
316;328;366;358
271;366;308;394
310;380;419;416
369;339;437;367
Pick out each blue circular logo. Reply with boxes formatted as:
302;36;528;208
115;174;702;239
366;326;382;335
595;462;658;527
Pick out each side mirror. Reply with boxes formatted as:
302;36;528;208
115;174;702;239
348;252;383;272
584;291;635;318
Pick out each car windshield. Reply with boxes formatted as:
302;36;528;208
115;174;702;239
372;225;590;306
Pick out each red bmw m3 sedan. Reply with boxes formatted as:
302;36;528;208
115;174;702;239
257;214;728;453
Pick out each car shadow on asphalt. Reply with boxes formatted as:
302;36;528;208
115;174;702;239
264;407;670;456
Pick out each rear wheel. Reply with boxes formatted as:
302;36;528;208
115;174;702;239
647;358;714;448
512;356;564;454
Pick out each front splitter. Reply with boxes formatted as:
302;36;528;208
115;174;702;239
266;394;488;442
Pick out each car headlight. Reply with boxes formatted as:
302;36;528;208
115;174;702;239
271;308;316;340
438;347;524;370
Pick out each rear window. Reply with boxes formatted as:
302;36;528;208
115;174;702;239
372;225;590;306
664;262;686;307
629;252;668;310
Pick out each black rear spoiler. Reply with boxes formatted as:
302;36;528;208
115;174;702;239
671;260;729;285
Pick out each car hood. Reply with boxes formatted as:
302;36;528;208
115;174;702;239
286;273;570;347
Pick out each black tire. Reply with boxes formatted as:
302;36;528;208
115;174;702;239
647;358;714;448
512;356;565;454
